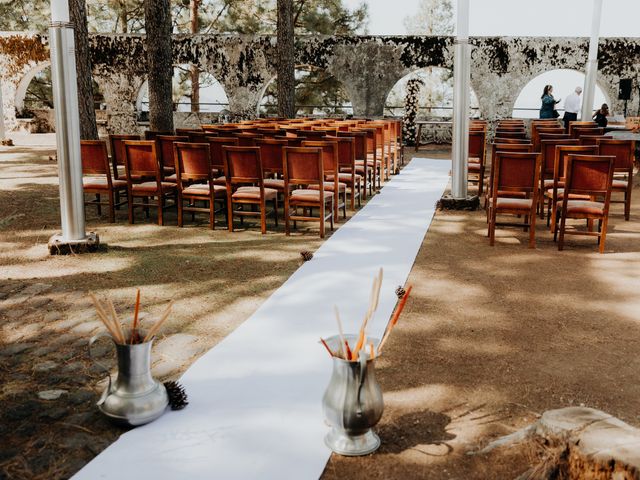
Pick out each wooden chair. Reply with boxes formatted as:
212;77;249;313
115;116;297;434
353;127;381;190
547;144;598;229
208;136;239;183
578;135;607;146
339;130;370;199
493;137;530;145
468;130;486;195
156;135;188;181
123;140;177;225
596;138;635;220
327;135;361;210
494;130;526;139
283;147;334;238
256;138;288;193
487;152;541;248
568;121;596;136
234;133;263;146
108;134;140;180
188;131;210;143
538;138;578;218
572;127;604;139
222;146;278;234
81;140;127;223
555;155;615;253
144;130;173;141
484;142;533;211
533;127;565;151
173;142;226;229
302;140;347;219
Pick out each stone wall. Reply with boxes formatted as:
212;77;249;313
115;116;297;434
1;32;639;134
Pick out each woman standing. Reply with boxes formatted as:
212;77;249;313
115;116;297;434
539;85;561;119
593;103;609;128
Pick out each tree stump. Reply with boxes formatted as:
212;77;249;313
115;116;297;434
478;407;640;479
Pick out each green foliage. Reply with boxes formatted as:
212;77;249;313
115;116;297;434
403;0;454;35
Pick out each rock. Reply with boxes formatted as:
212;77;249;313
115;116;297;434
68;390;94;405
31;345;56;357
34;360;59;372
61;361;84;374
43;311;62;322
40;407;69;420
0;342;36;356
30;297;51;308
38;389;68;400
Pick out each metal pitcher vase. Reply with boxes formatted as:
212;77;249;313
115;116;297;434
89;330;168;427
322;335;384;456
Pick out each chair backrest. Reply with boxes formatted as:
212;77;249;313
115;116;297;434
352;127;377;156
256;138;288;174
596;138;635;171
175;128;200;136
234;133;263;146
173;142;213;186
109;134;140;166
156;135;189;169
568;121;596;136
123;140;161;179
540;138;578;174
301;140;339;174
222;146;263;185
208;136;239;170
188;132;210;143
494;130;526;139
283;147;324;186
296;129;325;138
578;135;606;146
572;127;604;139
493;152;540;195
493;137;530;144
339;130;367;161
329;136;356;169
565;155;615;197
81;140;110;176
469;131;486;161
554;145;598;180
144;130;173;141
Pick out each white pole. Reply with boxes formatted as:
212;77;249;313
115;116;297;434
0;81;6;141
581;0;603;121
451;0;471;199
50;0;87;242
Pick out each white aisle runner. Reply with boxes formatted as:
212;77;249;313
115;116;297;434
73;158;450;480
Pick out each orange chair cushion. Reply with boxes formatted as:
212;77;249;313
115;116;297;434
232;186;277;201
182;184;226;197
612;179;629;190
83;177;127;190
290;189;334;203
326;173;362;183
164;173;177;182
213;176;226;186
492;198;533;211
468;163;482;172
551;189;591;201
307;182;346;192
263;178;285;190
561;200;605;216
131;181;176;194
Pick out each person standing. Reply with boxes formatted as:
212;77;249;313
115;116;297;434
562;86;582;131
539;85;561;119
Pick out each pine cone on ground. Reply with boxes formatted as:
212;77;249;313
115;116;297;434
395;286;406;299
164;381;189;410
300;250;313;262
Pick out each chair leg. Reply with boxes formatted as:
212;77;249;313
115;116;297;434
528;209;537;249
107;191;115;223
157;195;164;226
273;198;278;227
143;197;150;218
624;188;631;221
599;216;609;254
319;201;325;239
209;195;215;230
227;195;234;232
284;197;290;236
95;194;102;216
128;193;134;224
488;206;496;246
557;211;567;251
329;198;334;232
260;200;267;235
177;195;183;227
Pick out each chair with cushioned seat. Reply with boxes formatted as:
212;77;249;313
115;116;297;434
156;135;188;181
222;146;278;234
283;147;334;238
329;135;361;210
255;138;289;194
81;140;128;223
596;138;635;221
484;142;533;212
173;142;226;229
538;138;578;218
208;136;239;185
302;140;347;220
487;152;540;248
555;155;615;253
108;134;140;180
123;140;177;225
338;130;370;199
467;130;486;195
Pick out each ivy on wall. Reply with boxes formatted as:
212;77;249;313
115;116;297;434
0;35;48;77
402;77;424;146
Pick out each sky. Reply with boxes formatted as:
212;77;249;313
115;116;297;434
346;0;640;37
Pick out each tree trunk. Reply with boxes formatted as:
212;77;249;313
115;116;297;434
144;0;174;132
70;0;98;140
277;0;295;118
190;0;199;113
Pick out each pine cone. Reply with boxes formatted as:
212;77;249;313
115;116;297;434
300;250;313;262
395;286;406;299
164;381;189;410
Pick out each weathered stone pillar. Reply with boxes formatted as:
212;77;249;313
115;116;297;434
95;73;145;134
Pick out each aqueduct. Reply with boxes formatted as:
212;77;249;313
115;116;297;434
1;32;639;133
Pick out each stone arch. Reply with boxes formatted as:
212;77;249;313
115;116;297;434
511;68;612;118
14;61;50;113
384;67;481;118
257;64;353;116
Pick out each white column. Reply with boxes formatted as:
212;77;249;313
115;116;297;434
0;82;5;141
451;0;471;199
581;0;603;121
50;0;87;242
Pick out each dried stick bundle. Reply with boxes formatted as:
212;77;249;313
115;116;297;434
90;290;173;345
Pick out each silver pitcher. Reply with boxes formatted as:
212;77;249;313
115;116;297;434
89;330;168;427
322;334;384;456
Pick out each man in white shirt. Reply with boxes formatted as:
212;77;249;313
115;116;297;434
563;86;582;131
